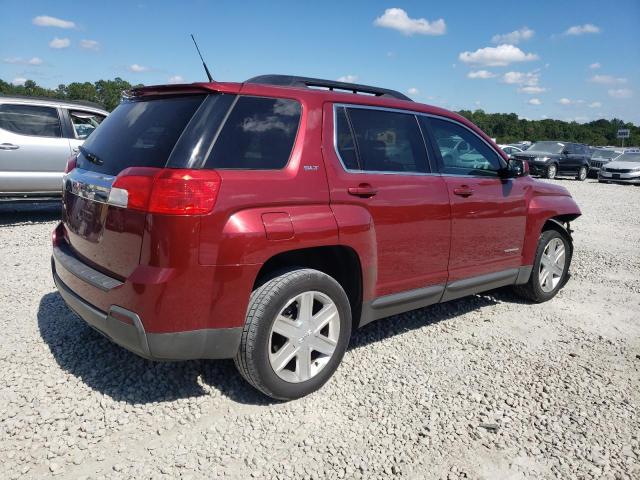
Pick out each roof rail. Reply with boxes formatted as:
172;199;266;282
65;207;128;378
246;75;413;102
0;94;105;110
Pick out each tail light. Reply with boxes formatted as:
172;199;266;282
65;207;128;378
64;155;77;174
108;168;221;215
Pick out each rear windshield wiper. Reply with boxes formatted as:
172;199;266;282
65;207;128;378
79;146;104;166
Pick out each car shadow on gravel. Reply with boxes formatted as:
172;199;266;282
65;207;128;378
0;201;61;227
37;292;274;406
38;288;521;406
349;291;506;350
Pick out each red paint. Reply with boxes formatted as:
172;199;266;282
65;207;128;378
54;79;581;337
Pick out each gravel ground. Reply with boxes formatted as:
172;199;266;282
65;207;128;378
1;180;639;480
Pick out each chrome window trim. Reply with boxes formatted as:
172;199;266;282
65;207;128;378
332;103;507;177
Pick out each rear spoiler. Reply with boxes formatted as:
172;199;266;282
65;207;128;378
125;82;241;99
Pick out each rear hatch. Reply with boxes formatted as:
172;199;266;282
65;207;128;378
62;93;209;279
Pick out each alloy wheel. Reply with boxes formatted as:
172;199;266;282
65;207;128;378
268;291;340;383
548;164;557;179
579;167;587;180
539;237;566;293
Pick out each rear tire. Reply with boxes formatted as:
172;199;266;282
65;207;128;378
513;229;571;303
234;268;352;401
545;164;557;179
575;166;587;181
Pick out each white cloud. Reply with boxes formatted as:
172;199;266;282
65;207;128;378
502;71;540;86
374;8;446;36
491;26;534;45
558;98;572;105
564;24;600;36
608;88;633;99
588;101;602;108
80;39;100;51
3;57;43;65
518;86;547;94
458;44;538;67
528;98;542;105
11;77;27;86
32;15;75;29
467;70;496;79
589;74;627;85
406;87;419;95
49;37;70;49
589;62;601;69
168;75;185;84
128;64;150;73
337;75;358;83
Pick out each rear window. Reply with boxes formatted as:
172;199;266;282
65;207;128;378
204;96;301;169
76;95;205;175
0;104;62;137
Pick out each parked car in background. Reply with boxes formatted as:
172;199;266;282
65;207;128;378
0;96;107;200
589;148;624;174
598;152;640;185
512;141;590;180
51;74;581;400
498;144;524;156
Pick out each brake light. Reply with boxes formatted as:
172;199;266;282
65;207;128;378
64;155;77;174
109;168;221;215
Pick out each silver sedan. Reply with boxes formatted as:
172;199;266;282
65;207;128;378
598;152;640;185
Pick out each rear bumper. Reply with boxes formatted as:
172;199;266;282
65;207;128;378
53;269;242;361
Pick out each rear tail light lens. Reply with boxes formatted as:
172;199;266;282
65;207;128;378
109;168;221;215
64;155;77;174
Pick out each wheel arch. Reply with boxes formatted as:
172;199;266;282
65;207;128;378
253;245;364;329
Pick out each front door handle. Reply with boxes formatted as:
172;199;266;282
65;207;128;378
0;143;19;150
348;184;378;198
453;186;474;197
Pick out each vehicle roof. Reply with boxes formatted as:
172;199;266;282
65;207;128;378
131;77;489;142
0;95;107;113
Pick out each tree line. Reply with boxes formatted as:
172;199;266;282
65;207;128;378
1;78;636;146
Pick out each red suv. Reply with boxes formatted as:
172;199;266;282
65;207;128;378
52;75;581;400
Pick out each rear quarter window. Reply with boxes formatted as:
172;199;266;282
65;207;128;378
204;96;301;170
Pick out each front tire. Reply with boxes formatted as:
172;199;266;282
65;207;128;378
513;229;571;303
545;164;557;179
234;268;352;400
576;166;588;181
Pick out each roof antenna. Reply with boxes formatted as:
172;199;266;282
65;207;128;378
190;33;214;82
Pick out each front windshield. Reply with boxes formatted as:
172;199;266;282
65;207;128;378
528;141;565;154
618;153;640;163
592;150;620;160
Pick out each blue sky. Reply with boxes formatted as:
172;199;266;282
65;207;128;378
1;0;639;123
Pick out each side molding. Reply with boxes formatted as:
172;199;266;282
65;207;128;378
359;266;532;327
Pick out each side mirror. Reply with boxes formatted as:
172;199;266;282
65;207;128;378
500;158;529;178
562;149;570;156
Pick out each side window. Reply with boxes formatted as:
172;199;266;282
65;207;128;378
335;107;359;170
205;96;301;169
425;117;503;176
69;110;106;140
566;144;576;154
345;107;428;173
0;104;62;137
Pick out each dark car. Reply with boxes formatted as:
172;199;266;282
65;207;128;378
512;141;590;180
51;75;581;400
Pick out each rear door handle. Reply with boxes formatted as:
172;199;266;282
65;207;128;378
348;184;378;198
0;143;19;150
453;186;474;197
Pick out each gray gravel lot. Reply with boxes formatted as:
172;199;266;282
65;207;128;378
1;180;639;480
